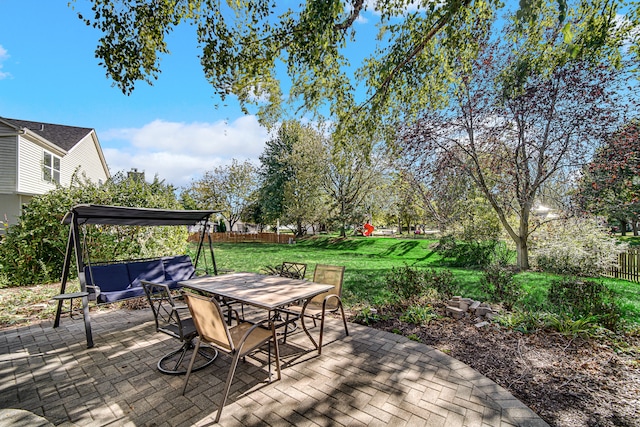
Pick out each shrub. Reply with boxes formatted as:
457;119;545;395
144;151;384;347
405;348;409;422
400;302;437;325
352;305;381;325
547;276;622;330
497;310;545;333
0;172;186;286
384;265;458;302
384;265;427;301
480;263;520;310
530;217;627;277
423;268;458;299
543;313;603;337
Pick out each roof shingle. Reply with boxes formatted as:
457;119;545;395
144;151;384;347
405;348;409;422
1;117;93;151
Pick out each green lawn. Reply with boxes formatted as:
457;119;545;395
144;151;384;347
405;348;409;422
191;236;640;326
2;235;637;329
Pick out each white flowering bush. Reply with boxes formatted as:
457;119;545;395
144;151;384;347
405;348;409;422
530;217;627;277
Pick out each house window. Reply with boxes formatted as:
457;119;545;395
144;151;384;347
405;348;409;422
43;151;61;184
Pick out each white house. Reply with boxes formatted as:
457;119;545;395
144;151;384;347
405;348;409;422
0;117;110;227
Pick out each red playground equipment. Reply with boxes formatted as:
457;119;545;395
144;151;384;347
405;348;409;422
363;222;374;236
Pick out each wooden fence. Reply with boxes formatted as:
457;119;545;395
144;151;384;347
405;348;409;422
606;248;640;282
188;232;293;244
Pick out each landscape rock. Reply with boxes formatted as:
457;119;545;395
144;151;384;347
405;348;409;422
444;296;496;321
475;306;493;317
445;306;465;319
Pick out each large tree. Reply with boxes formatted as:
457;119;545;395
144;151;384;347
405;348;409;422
397;5;634;269
323;138;384;237
579;121;640;235
72;0;489;122
258;121;326;236
186;159;259;231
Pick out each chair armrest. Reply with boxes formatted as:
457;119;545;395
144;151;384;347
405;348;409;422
237;319;274;351
86;284;101;298
321;294;342;311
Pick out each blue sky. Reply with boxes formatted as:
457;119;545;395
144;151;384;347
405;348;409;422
0;1;379;188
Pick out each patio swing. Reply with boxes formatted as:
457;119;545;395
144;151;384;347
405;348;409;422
53;204;223;348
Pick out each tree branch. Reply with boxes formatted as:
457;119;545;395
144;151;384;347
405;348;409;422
359;0;472;111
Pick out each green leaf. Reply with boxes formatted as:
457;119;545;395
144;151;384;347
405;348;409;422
561;22;573;44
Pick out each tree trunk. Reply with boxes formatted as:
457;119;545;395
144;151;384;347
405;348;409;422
515;210;530;270
620;219;627;236
633;221;638;236
340;200;347;237
515;238;529;270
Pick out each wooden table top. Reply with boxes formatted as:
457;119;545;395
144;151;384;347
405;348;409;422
179;272;334;310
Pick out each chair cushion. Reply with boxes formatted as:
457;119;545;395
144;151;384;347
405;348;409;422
162;255;195;281
98;287;146;303
85;263;130;292
127;259;165;289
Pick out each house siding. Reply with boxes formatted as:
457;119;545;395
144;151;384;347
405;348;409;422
17;136;59;195
0;134;17;193
0;194;22;226
62;133;109;184
0;118;110;228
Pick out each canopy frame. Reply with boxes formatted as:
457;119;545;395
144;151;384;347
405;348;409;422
54;204;222;348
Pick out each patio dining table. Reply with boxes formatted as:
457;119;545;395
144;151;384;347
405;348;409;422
179;272;334;351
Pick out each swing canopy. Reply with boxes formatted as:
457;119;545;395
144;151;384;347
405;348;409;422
62;204;222;226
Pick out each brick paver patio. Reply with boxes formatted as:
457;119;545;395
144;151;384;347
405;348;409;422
0;308;549;426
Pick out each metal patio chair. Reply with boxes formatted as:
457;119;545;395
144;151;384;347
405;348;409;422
181;292;281;423
142;281;217;374
283;264;349;354
279;261;307;279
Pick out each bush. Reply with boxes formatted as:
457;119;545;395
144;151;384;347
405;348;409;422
497;310;545;333
400;302;437;325
352;304;381;325
531;217;627;277
0;172;186;286
480;263;520;310
547;276;622;330
543;313;603;337
384;265;426;301
423;268;458;299
384;265;458;302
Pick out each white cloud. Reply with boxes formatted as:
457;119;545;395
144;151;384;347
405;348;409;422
0;44;11;79
366;0;439;17
101;115;269;188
